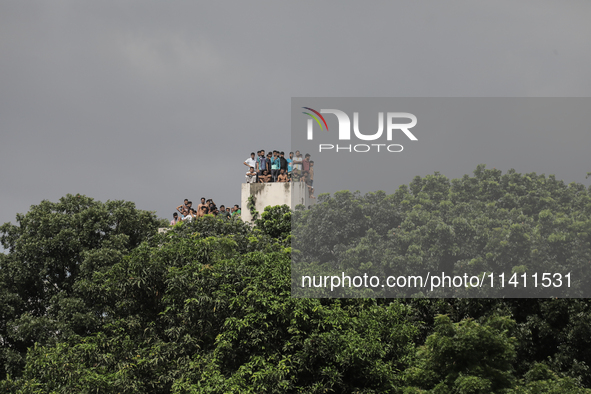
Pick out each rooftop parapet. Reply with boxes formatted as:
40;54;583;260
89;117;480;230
240;182;315;222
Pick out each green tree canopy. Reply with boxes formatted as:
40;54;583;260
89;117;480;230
0;194;166;379
292;166;591;297
2;166;591;393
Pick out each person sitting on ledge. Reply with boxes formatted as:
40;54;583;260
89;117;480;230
258;169;272;183
277;168;289;182
291;167;302;182
245;166;257;183
183;208;197;221
307;184;315;199
170;212;181;225
196;205;207;218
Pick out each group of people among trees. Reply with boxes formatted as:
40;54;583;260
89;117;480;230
243;149;315;198
171;198;240;225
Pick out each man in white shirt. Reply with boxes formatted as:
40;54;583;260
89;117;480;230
293;150;303;171
245;167;257;183
244;152;257;170
182;208;196;222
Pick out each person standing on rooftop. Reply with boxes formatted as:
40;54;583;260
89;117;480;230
293;150;303;172
279;151;288;174
258;151;268;178
271;150;281;182
244;152;257;171
287;152;294;179
256;150;266;174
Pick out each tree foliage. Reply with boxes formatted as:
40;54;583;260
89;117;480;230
292;165;591;297
0;194;166;380
1;166;591;393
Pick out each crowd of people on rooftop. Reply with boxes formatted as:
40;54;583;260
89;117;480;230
243;150;315;198
169;149;315;226
170;198;241;225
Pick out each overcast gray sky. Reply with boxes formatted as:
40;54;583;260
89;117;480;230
1;0;591;229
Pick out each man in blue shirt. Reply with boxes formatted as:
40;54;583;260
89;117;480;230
271;150;281;182
287;152;294;179
279;152;288;175
257;150;268;178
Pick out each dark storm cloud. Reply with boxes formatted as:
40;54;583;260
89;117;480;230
1;0;590;233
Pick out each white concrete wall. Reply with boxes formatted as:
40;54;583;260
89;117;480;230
241;182;314;222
